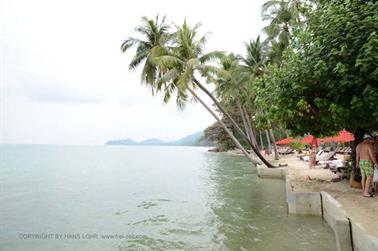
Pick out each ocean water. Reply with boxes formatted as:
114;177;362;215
0;145;335;251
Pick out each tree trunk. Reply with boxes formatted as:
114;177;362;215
193;78;275;168
194;79;247;139
269;129;280;160
243;106;259;150
265;130;271;154
236;98;252;143
252;125;260;151
188;88;259;165
259;130;264;150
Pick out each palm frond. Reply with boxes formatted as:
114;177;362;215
129;50;148;70
157;68;180;90
153;55;183;68
199;50;224;63
120;37;141;52
175;90;188;110
140;59;157;86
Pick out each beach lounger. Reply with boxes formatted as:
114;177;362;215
318;159;343;167
345;147;352;154
281;147;294;155
335;147;342;153
317;151;336;162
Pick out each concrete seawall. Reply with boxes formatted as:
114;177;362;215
257;166;378;251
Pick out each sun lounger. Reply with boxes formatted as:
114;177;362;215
317;151;336;162
323;147;331;152
278;146;294;155
278;147;287;154
318;159;343;168
345;147;351;154
282;147;294;155
335;147;343;153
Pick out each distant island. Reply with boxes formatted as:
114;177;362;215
105;131;213;146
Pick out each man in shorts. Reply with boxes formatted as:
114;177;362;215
356;134;378;197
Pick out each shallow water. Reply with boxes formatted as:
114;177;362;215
0;145;335;251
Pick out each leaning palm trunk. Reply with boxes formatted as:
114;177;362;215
188;88;258;165
269;129;280;160
236;98;252;143
259;131;264;150
265;130;271;154
193;78;275;168
252;126;260;150
243;106;259;150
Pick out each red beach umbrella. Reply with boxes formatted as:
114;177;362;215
319;136;335;143
333;129;354;142
276;137;295;145
301;135;314;144
301;135;319;147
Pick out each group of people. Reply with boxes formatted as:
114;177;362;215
356;134;378;198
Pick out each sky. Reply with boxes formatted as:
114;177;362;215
0;0;267;145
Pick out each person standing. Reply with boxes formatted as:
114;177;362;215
356;134;378;197
309;137;318;169
309;146;316;169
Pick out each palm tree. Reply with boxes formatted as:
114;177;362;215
262;0;304;62
154;21;275;167
212;53;259;149
120;18;257;163
121;18;275;167
240;36;280;160
150;21;257;164
120;15;170;92
241;36;266;76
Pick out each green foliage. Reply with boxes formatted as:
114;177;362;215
121;15;171;88
204;105;256;151
153;21;223;109
290;141;305;151
262;0;308;63
255;0;378;137
204;122;236;151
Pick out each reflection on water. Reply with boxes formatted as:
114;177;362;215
0;145;335;251
204;154;335;251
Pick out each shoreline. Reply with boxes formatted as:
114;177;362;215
250;151;378;251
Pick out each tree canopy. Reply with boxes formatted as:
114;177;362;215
255;0;378;137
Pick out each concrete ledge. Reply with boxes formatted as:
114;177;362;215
256;165;286;179
321;192;352;251
286;177;322;215
350;222;378;251
284;175;377;251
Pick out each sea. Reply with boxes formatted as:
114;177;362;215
0;144;335;251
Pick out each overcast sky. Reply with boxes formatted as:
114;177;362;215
0;0;267;145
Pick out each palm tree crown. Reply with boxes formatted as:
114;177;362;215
262;0;305;62
154;21;222;108
121;15;170;90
